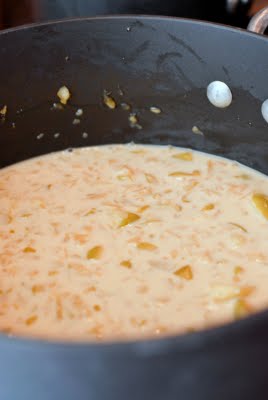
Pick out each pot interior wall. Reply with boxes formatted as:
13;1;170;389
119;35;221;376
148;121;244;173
0;17;268;173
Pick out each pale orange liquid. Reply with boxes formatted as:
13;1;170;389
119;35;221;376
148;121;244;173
0;144;267;341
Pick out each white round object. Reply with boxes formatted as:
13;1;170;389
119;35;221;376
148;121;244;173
207;81;232;108
261;99;268;124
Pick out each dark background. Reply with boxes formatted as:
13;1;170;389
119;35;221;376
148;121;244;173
0;0;267;30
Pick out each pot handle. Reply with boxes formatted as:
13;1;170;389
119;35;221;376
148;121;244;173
248;6;268;35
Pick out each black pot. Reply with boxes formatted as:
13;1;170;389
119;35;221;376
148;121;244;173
1;8;268;400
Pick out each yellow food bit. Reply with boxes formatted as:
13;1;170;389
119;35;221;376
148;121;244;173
169;170;200;177
138;205;149;213
174;265;193;281
252;193;268;220
235;174;250;180
182;195;190;203
25;315;38;326
120;260;132;269
87;246;103;260
57;86;71;105
119;212;140;228
234;266;244;274
137;242;157;251
23;246;36;253
145;173;157;183
48;270;59;276
131;317;147;327
89;324;103;339
172;152;193;161
56;297;63;320
85;286;96;293
32;285;44;294
117;174;131;181
239;285;255;298
186;180;199;191
103;91;116;109
6;214;13;223
93;305;101;312
234;299;251;319
150;106;161;114
202;203;215;211
0;105;7;117
85;208;97;216
234;266;245;278
229;223;248;233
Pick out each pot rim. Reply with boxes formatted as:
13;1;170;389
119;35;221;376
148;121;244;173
0;13;266;39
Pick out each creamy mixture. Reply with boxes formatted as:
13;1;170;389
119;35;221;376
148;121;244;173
0;144;268;342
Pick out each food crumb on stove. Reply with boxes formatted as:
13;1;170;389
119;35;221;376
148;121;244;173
0;105;7;118
129;113;142;129
52;103;64;111
37;133;44;140
73;118;80;125
150;106;161;114
82;132;88;139
75;108;83;117
103;91;116;109
54;132;60;138
57;86;71;105
121;102;131;111
192;126;204;136
118;86;124;96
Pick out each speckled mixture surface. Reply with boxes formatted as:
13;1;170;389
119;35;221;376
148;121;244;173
0;144;268;342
